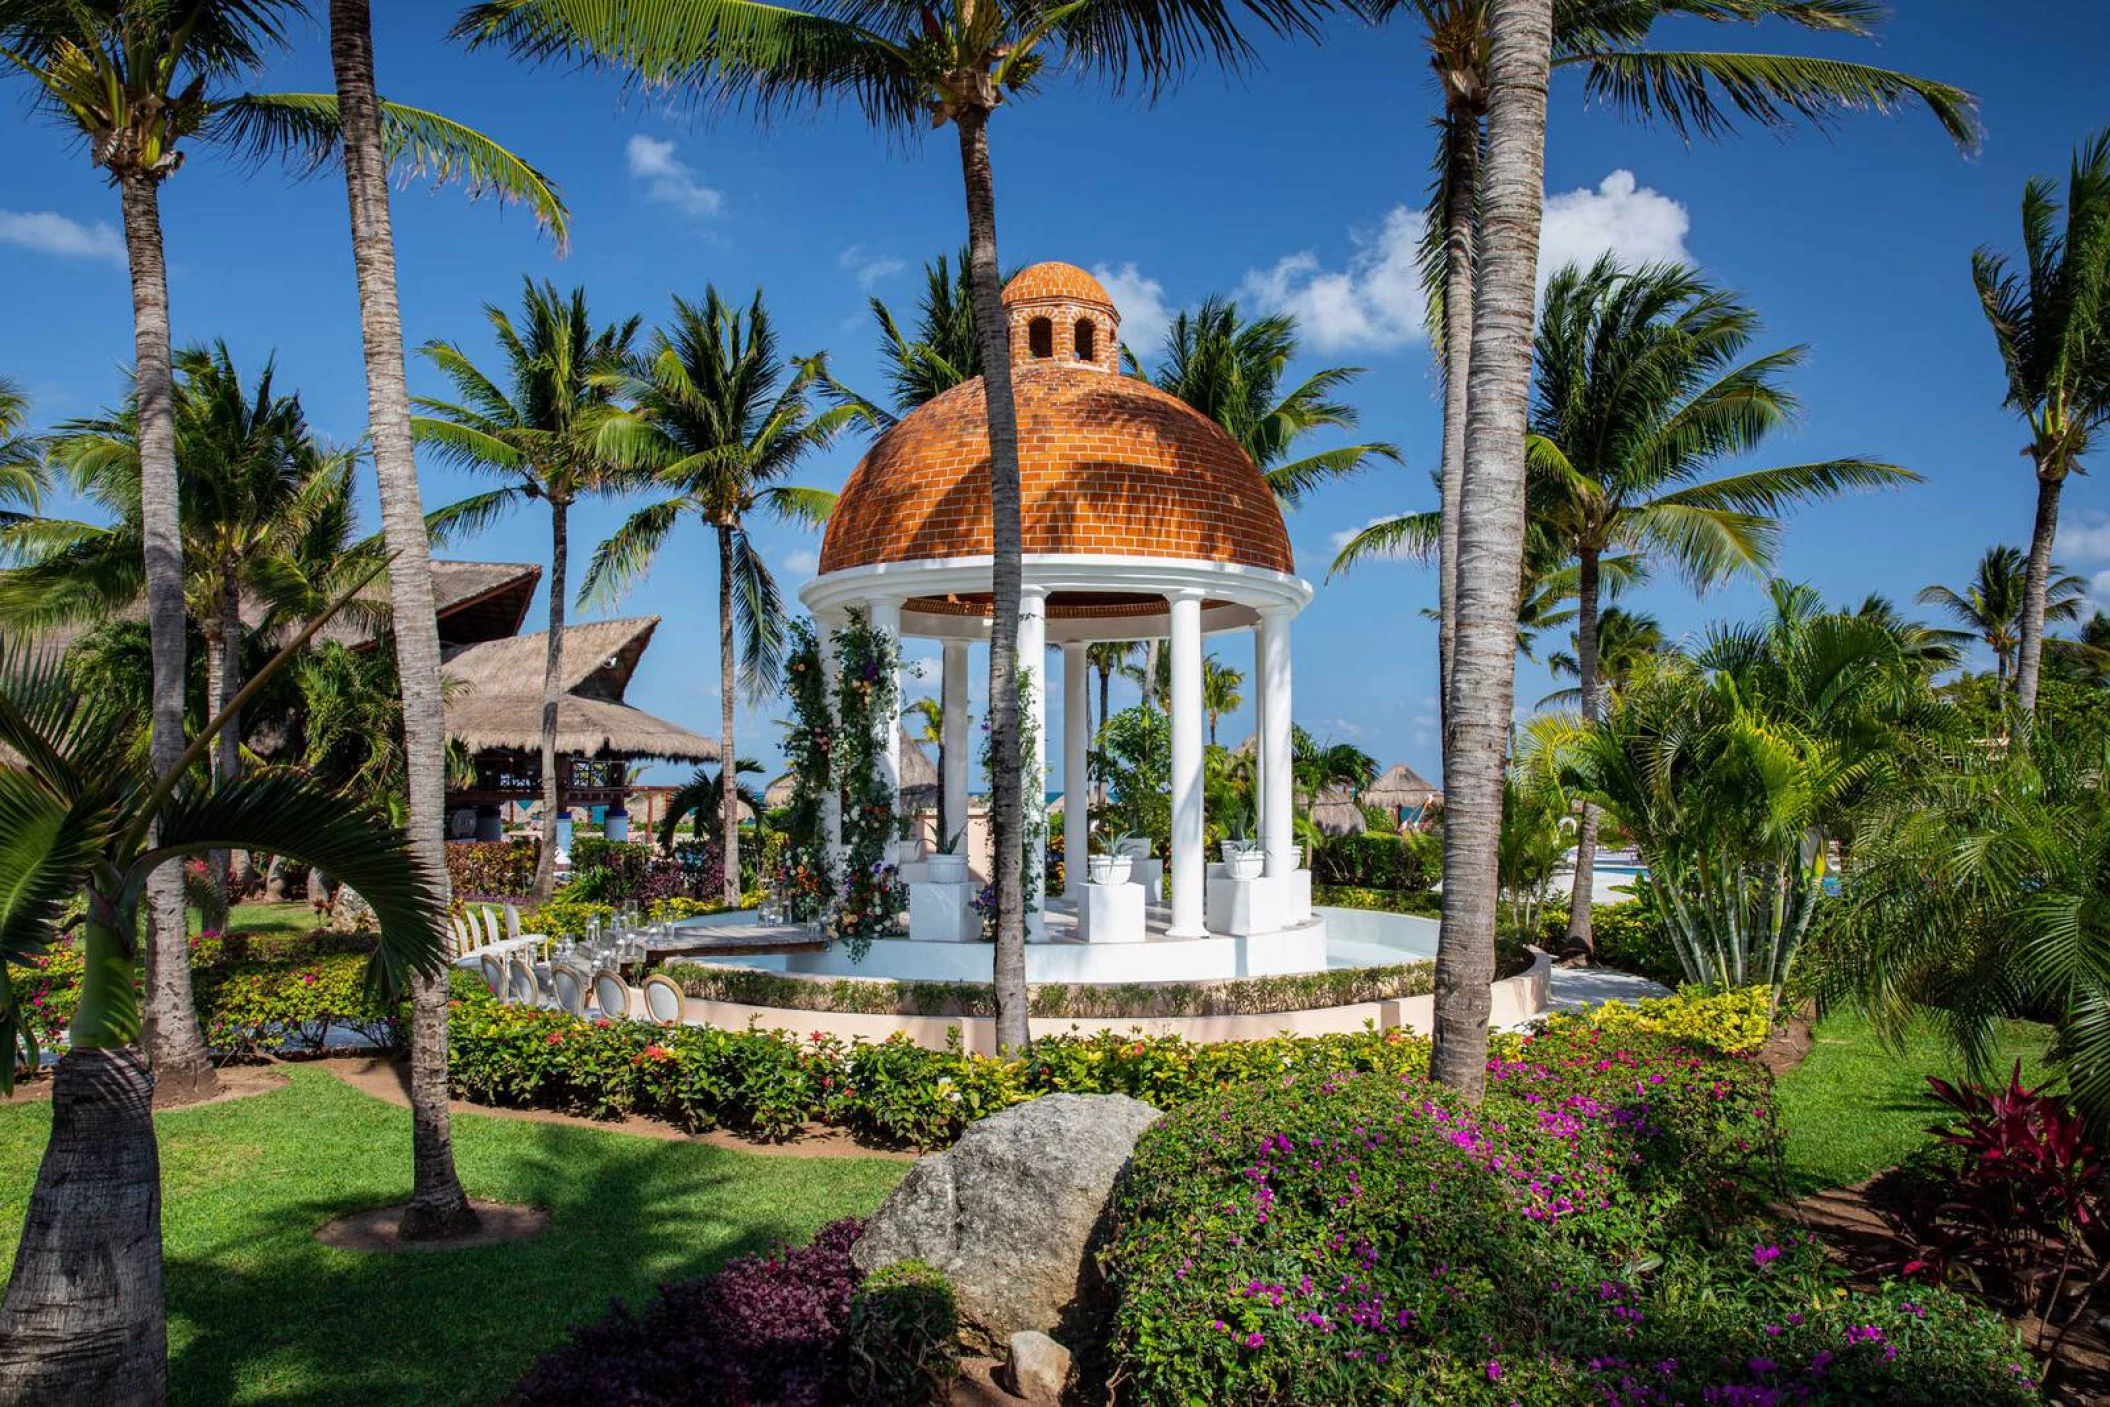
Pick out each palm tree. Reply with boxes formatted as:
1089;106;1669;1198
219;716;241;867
1087;640;1142;735
579;288;842;905
1145;296;1400;507
1540;605;1665;708
1918;545;2087;689
1201;653;1244;746
1972;133;2110;713
413;280;639;903
818;250;1004;432
457;0;1320;1056
1430;0;1553;1105
658;758;765;848
323;0;570;1245
0;612;445;1397
1530;254;1915;956
0;376;46;524
1360;0;1977;717
1852;592;1968;677
2;343;364;934
2;0;568;1110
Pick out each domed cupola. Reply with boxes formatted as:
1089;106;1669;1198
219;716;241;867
1002;262;1120;374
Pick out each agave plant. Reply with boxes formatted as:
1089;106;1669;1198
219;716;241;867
0;595;446;1398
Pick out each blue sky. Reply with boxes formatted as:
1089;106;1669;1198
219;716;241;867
5;0;2108;787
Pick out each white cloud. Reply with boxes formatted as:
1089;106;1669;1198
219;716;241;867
1330;514;1411;556
783;548;819;578
1537;170;1691;289
1239;171;1691;353
0;209;125;265
625;135;722;219
1093;262;1174;356
2059;511;2110;565
839;244;905;290
2088;568;2110;617
1241;206;1429;353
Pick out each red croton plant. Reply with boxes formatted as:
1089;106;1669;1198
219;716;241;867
1896;1064;2110;1357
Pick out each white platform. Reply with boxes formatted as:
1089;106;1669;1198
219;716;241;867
908;880;980;943
1080;880;1146;943
1126;858;1164;903
1205;869;1312;936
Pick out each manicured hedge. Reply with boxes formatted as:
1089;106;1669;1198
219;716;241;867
1313;884;1443;918
656;959;1435;1019
1098;1022;2035;1405
445;839;538;900
1310;832;1440;891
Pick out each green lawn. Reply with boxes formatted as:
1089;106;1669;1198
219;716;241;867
1775;1008;2055;1195
0;1066;905;1406
189;900;317;939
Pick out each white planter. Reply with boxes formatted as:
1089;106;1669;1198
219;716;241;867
1086;853;1134;885
891;839;924;865
1224;849;1265;881
1218;840;1245;865
926;852;968;884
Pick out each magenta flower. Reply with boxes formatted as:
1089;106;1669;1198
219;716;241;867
1751;1243;1781;1268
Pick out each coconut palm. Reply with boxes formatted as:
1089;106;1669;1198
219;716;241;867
578;288;843;905
658;758;765;848
1851;592;1968;677
1088;640;1143;735
817;249;1009;433
1531;254;1916;955
1145;296;1400;507
1200;653;1245;746
1361;0;1977;715
456;0;1320;1060
318;0;570;1244
412;279;640;903
1;0;567;1107
1972;134;2110;712
1918;545;2088;689
0;376;46;525
0;604;445;1397
1540;606;1665;708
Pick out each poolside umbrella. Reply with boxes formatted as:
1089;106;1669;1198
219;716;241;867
1309;783;1367;837
1364;763;1441;825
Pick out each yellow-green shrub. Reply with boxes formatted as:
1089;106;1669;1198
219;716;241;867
1559;984;1774;1057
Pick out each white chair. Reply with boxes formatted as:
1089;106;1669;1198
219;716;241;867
478;906;505;950
504;902;523;941
592;970;631;1021
448;914;477;960
550;962;590;1018
506;955;543;1007
478;952;507;999
641;973;685;1027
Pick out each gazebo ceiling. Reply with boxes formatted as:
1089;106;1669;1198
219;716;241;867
906;591;1238;620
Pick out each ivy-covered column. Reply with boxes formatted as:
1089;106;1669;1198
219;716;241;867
868;595;904;822
818;606;846;873
1019;586;1048;939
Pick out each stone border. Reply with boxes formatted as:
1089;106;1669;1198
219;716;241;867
669;948;1552;1055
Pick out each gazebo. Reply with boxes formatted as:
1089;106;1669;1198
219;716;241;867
799;261;1315;946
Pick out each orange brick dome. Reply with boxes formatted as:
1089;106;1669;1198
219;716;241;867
1001;261;1113;310
818;354;1294;579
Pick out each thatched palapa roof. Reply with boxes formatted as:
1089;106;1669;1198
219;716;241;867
1364;762;1440;811
1308;783;1368;837
764;773;796;808
442;617;716;762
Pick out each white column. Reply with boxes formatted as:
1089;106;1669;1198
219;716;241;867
819;608;845;872
868;597;904;817
1018;587;1049;937
941;639;970;851
1167;590;1206;937
1260;606;1296;878
1252;621;1267;831
1062;641;1089;900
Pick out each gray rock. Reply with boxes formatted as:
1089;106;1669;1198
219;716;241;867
1005;1330;1071;1402
852;1093;1161;1348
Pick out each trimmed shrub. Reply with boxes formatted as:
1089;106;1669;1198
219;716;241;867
1311;832;1438;891
1561;983;1774;1058
522;893;725;942
444;839;537;900
844;1260;959;1407
1313;884;1443;918
510;1217;867;1407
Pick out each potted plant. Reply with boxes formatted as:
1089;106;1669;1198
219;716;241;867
1219;811;1255;865
1087;829;1137;885
890;814;924;866
927;829;969;884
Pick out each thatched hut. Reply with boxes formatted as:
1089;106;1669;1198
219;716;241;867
1308;782;1368;837
763;773;797;809
440;616;716;837
1364;762;1441;827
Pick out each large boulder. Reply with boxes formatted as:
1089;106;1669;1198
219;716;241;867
852;1093;1161;1348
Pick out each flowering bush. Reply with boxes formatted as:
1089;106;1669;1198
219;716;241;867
8;945;83;1057
444;839;538;900
1099;1063;2033;1405
511;1217;868;1407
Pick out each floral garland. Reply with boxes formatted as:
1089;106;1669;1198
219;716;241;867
774;620;836;922
826;608;906;960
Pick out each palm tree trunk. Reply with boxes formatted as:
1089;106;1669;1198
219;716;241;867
0;1041;165;1404
1564;549;1601;957
1437;105;1480;736
533;498;569;904
118;168;217;1109
1097;662;1111;736
1432;0;1553;1105
204;572;243;932
329;0;478;1242
717;522;742;906
956;106;1029;1054
1142;639;1161;711
2015;470;2065;714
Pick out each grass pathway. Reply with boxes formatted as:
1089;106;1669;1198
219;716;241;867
1774;1008;2054;1195
0;1065;906;1406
